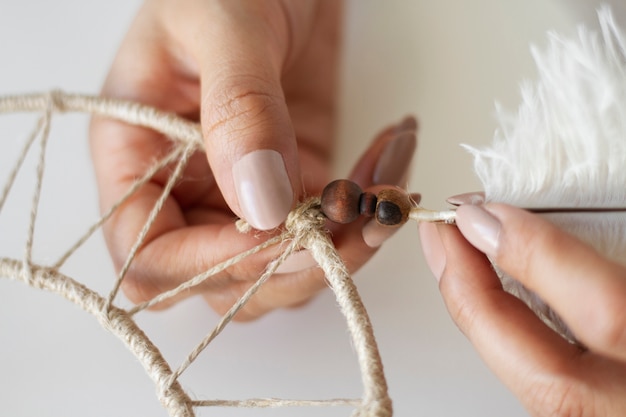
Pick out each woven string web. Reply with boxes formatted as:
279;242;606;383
0;91;392;417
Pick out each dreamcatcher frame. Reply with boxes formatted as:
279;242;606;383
0;91;392;417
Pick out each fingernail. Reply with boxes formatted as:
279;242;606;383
275;250;317;274
418;222;446;281
395;115;418;133
446;192;485;206
232;149;293;230
455;205;501;257
373;131;417;185
362;219;400;248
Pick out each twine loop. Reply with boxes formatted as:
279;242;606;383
284;197;325;243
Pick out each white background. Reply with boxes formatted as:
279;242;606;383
1;1;624;416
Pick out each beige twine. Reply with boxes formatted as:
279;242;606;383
0;90;393;417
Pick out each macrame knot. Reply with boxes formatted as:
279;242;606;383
235;197;325;238
284;197;325;238
47;90;65;112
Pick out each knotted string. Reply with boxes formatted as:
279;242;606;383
0;91;393;417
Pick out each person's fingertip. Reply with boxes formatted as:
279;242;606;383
232;149;293;230
373;130;417;186
455;204;502;257
418;222;446;282
362;219;400;248
394;115;418;134
347;115;418;187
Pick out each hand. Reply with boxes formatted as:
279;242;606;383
419;203;626;416
90;0;418;320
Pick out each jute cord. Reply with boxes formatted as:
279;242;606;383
0;91;393;416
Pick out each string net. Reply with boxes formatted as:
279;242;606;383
0;91;392;417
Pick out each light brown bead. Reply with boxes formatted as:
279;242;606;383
320;179;363;224
375;189;411;226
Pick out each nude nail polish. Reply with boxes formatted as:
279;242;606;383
373;131;417;185
232;149;293;230
395;115;418;133
455;205;501;257
446;192;485;206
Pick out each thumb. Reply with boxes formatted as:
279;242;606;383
455;203;626;357
192;6;301;230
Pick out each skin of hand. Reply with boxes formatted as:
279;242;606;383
419;203;626;416
90;0;418;320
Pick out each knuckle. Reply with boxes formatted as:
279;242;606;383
450;299;479;339
202;77;281;141
587;289;626;351
107;243;164;306
204;284;267;322
441;278;480;338
499;217;563;281
120;271;163;306
525;377;592;417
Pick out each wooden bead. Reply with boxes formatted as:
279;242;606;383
320;179;363;224
359;192;377;217
375;189;411;226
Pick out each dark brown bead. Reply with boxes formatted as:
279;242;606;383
359;192;377;217
320;179;363;224
375;189;411;226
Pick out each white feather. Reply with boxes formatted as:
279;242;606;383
463;7;626;341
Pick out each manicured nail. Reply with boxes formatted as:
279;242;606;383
232;149;293;230
373;130;416;185
418;222;446;281
446;192;485;206
395;115;418;133
275;250;317;274
455;205;501;257
362;219;400;248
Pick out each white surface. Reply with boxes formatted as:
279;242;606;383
0;1;623;416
